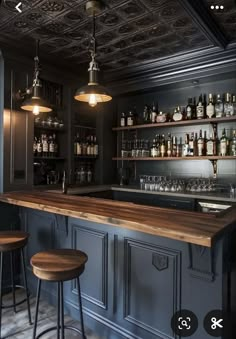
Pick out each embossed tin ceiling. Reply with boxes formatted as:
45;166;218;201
0;0;235;73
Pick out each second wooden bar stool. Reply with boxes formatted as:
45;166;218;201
31;248;88;339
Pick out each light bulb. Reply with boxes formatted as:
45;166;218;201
33;105;40;115
88;94;97;107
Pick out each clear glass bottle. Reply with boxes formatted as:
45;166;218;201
167;133;172;157
151;102;158;123
183;133;189;157
231;130;236;156
143;105;149;123
186;98;194;120
215;94;224;118
160;134;166;157
220;128;227;156
206;93;215;118
37;136;42;156
150;138;157;157
127;110;134;126
94;136;99;156
224;93;234;117
197;130;204;156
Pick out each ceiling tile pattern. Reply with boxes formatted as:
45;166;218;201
0;0;234;72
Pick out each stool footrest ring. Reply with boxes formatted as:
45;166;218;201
1;284;30;309
36;325;86;339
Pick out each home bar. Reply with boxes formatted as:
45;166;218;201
0;1;236;339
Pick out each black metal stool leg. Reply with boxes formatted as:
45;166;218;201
60;281;64;339
57;282;60;339
10;251;16;313
77;277;86;339
21;248;32;325
0;252;3;339
32;279;41;339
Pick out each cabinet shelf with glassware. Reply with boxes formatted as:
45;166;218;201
73;125;99;185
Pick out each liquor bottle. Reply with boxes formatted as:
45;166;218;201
42;133;49;157
150;138;157;157
172;106;183;122
76;133;81;156
186;98;194;120
151;102;157;123
206;133;214;156
220;128;227;156
86;136;91;155
87;166;92;183
196;94;205;119
53;134;58;157
90;135;94;155
206;93;215;118
143;105;149;123
94;136;99;156
167;133;172;157
155;134;161;157
232;95;236;115
183;133;189;157
48;135;55;157
121;139;127;158
197;130;204;156
224;93;234;117
203;131;207;156
215;94;224;118
172;136;177;157
188;133;194;156
33;137;37;156
37;136;42;157
231;130;236;156
127;109;134;126
160;134;166;157
120;112;126;127
193;133;198;156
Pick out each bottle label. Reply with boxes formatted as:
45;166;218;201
127;117;133;126
186;107;192;119
206;140;214;155
198;140;204;156
49;143;55;153
206;104;214;118
151;148;157;157
121;118;125;127
220;141;227;156
76;143;81;155
173;112;182;121
37;144;42;153
43;141;48;153
196;106;204;119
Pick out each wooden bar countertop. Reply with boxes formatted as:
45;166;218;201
0;191;235;247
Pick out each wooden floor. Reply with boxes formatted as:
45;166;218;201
1;290;102;339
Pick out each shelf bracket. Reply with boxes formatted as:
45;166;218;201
210;159;217;178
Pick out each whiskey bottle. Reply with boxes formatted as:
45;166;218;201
197;130;204;156
231;130;236;156
196;95;205;119
206;93;215;118
127;110;134;126
167;133;172;157
172;136;177;157
33;137;37;156
94;136;99;156
120;112;126;127
155;134;161;157
143;105;149;123
215;94;224;118
151;138;157;157
52;134;58;157
42;134;49;157
76;134;81;156
220;128;227;156
188;133;194;156
224;93;234;117
151;102;157;123
206;133;214;156
37;136;42;157
232;95;236;115
193;133;198;156
160;134;166;157
183;133;189;157
186;98;194;120
48;135;55;157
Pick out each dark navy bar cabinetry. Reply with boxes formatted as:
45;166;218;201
16;206;235;339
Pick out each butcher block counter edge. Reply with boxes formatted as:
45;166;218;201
0;191;235;247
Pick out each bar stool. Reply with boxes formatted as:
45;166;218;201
31;248;88;339
0;231;32;338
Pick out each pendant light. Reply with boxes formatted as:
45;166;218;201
74;0;112;107
21;40;52;115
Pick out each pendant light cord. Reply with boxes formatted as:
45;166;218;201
88;12;99;71
33;40;40;85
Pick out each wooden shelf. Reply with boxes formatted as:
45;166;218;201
74;125;96;129
112;116;236;131
34;125;65;132
74;155;98;159
34;157;66;160
112;156;236;161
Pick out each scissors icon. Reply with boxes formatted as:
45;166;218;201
211;317;223;330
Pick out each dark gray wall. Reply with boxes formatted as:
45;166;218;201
0;50;4;193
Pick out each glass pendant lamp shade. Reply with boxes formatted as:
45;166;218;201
74;0;112;107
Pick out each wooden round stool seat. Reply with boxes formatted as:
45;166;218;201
31;249;88;282
0;231;29;252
